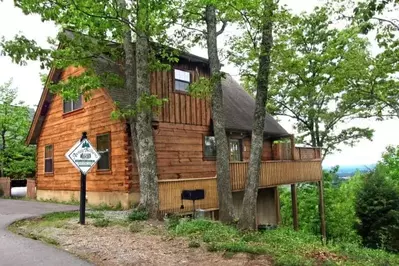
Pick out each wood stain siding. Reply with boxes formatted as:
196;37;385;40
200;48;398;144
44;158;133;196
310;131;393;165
154;122;216;180
150;64;211;126
242;138;273;161
36;66;132;193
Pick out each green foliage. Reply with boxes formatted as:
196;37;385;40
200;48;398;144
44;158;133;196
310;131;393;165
355;170;399;252
376;145;399;187
93;218;110;228
128;209;149;221
170;219;399;265
0;186;4;197
0;80;35;179
230;6;376;158
280;169;362;243
41;211;79;221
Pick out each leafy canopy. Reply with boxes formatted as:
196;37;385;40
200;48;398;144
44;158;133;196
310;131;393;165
0;80;35;179
230;7;376;158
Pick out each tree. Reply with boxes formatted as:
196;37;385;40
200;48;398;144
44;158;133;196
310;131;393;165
231;7;375;159
376;145;399;188
333;0;399;119
355;170;399;252
1;0;178;217
179;0;235;223
279;168;363;243
0;80;35;179
237;0;276;230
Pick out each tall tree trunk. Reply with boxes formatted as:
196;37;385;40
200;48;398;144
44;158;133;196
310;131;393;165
135;1;159;218
238;0;274;230
205;5;235;223
121;22;141;198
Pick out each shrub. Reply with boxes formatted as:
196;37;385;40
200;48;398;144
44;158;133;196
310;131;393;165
164;213;181;230
355;171;399;252
128;209;148;221
128;221;143;233
93;218;110;227
0;186;3;197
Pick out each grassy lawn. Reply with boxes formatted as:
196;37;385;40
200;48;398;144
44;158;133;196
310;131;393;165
8;212;399;265
168;218;399;266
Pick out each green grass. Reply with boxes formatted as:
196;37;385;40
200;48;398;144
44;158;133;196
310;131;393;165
93;218;110;227
41;211;79;221
128;209;148;221
170;219;399;266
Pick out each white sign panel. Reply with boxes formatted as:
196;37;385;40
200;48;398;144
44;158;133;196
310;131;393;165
65;139;101;174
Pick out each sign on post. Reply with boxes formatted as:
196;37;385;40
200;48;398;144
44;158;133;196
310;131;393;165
65;132;100;225
65;138;101;174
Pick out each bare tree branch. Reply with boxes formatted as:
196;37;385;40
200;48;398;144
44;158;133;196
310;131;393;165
216;20;227;36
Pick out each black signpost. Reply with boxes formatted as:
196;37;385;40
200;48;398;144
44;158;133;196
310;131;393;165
66;131;100;226
79;132;87;225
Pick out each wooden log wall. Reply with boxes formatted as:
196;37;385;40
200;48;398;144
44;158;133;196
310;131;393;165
230;160;323;191
36;66;131;193
154;122;216;180
150;63;211;126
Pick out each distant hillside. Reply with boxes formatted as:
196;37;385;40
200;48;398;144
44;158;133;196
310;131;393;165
324;164;376;178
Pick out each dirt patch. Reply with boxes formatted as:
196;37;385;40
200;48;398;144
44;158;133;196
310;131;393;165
17;218;272;266
307;250;348;265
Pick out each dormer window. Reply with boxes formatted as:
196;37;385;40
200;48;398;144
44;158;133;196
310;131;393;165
174;69;191;92
63;95;83;113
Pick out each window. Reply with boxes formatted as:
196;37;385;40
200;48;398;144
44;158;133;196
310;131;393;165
97;133;111;170
44;144;53;173
229;139;242;161
203;136;216;159
63;95;83;113
174;69;191;92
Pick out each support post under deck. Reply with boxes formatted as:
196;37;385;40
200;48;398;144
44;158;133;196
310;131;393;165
291;183;299;231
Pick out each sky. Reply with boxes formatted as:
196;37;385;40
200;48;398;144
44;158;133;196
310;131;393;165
0;0;398;167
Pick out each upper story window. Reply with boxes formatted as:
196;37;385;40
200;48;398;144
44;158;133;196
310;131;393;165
63;95;83;113
203;136;216;160
174;69;191;92
97;133;111;171
44;144;53;173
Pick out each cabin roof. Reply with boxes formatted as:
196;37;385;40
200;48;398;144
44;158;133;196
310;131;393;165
222;75;289;137
27;52;288;145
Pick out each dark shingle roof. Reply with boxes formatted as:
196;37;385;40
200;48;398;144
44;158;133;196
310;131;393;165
93;56;288;137
222;74;289;137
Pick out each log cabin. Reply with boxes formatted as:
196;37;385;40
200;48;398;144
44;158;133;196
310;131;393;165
26;46;323;228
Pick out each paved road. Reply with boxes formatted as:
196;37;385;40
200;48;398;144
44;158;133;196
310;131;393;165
0;199;91;266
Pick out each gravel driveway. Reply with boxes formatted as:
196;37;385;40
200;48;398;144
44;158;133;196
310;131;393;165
0;199;91;266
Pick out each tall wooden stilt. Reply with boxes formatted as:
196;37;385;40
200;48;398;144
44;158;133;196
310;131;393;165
291;183;298;231
274;186;281;225
318;180;327;242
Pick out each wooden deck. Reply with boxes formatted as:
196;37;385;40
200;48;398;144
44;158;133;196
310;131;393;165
158;151;323;213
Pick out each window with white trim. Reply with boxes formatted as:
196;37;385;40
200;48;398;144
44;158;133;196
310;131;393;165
63;95;83;113
174;69;191;92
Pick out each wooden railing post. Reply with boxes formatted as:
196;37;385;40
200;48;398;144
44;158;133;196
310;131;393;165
291;183;299;231
318;180;327;243
290;134;296;160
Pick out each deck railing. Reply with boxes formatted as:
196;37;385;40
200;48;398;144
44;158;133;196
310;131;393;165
230;160;322;191
158;159;322;213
